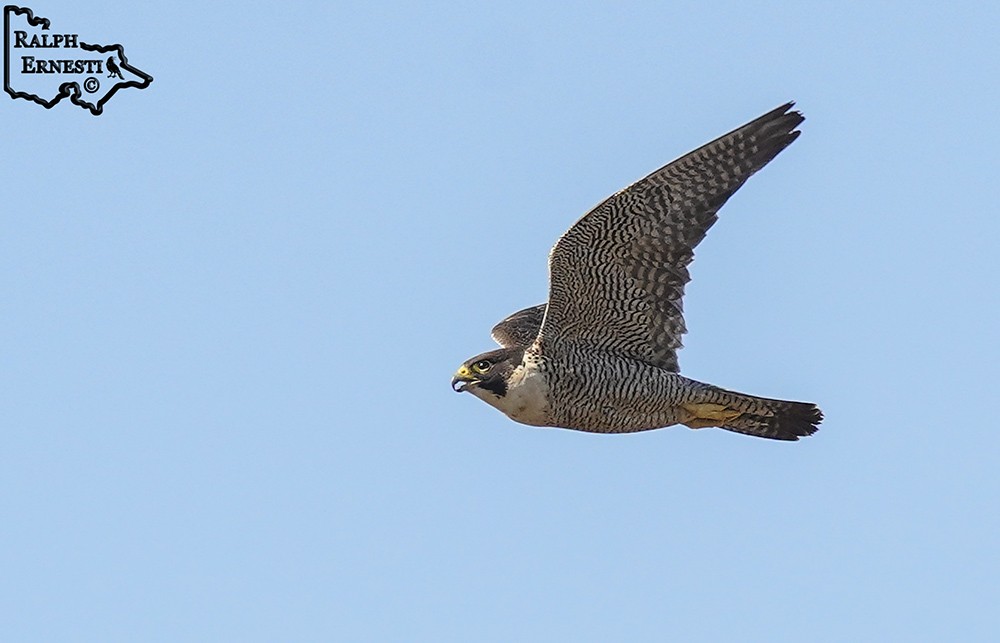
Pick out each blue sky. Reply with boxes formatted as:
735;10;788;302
3;1;999;641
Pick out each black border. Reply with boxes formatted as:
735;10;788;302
4;4;152;115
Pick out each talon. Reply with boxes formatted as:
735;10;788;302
680;402;742;429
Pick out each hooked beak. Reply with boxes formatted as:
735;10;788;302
451;365;476;393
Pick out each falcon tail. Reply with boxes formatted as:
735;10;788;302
680;389;823;441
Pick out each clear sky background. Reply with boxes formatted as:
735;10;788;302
3;2;999;641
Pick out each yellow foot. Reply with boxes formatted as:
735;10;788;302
680;403;743;429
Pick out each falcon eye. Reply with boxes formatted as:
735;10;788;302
472;360;492;374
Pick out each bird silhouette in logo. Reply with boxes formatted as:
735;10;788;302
107;57;124;80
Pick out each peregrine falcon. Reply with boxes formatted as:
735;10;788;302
451;102;822;440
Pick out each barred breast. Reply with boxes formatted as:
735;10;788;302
542;351;707;433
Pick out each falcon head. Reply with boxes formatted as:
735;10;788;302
451;347;524;399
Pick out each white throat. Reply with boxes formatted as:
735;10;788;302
470;355;550;427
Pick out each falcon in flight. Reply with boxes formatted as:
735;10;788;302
451;103;822;440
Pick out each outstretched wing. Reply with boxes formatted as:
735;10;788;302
536;103;804;372
491;304;546;348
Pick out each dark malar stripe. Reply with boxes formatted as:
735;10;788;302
480;377;508;398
